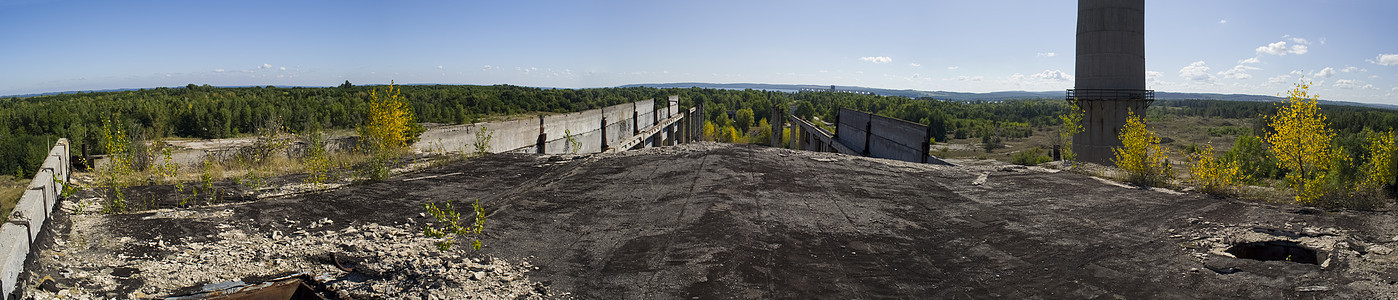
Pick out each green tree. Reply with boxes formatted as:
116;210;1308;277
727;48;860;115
735;108;754;133
1059;100;1084;162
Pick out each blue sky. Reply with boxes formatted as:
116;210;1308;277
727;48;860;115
2;0;1396;104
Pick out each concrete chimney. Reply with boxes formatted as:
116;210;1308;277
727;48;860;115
1069;0;1152;164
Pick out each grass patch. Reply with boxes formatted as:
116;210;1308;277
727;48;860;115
1;175;27;223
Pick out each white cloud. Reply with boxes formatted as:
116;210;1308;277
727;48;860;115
1290;37;1311;45
1179;61;1215;83
1036;52;1056;57
258;63;272;69
1255;41;1308;56
1146;70;1163;83
1368;54;1398;66
908;63;921;67
950;75;983;81
481;65;498;71
213;69;226;72
1266;74;1291;85
1341;66;1360;73
1333;79;1376;90
1219;19;1227;24
1312;67;1336;78
946;66;959;70
1290;70;1304;76
278;67;286;71
1238;57;1261;64
1370;75;1380;79
859;56;892;64
436;65;444;70
1031;69;1073;81
1219;64;1261;80
1291;44;1308;55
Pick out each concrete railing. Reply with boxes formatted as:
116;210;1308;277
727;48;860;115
1;139;69;300
417;98;697;156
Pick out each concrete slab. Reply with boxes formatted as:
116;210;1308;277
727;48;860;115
23;143;1398;298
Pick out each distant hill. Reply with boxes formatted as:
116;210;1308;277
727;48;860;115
620;82;1398;110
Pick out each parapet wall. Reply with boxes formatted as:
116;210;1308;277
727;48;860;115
417;99;692;155
1;139;69;299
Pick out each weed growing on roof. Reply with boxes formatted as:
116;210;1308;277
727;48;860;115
423;199;487;251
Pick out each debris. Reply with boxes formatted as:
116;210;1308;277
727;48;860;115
1296;286;1332;292
971;174;988;186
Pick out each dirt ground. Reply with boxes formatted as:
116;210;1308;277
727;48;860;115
18;142;1398;298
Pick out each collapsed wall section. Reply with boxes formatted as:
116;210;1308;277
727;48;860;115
829;109;948;165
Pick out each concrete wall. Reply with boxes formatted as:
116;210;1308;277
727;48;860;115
835;108;872;155
2;139;69;300
867;115;931;163
802;110;950;165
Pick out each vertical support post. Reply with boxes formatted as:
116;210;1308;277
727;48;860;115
537;115;547;154
922;124;932;163
633;102;640;136
771;104;782;147
600;116;609;151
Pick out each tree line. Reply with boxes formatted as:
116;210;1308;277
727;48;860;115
6;83;1398;180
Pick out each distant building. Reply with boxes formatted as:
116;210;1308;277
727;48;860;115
797;85;873;95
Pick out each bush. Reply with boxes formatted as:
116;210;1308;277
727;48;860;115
423;199;487;251
1113;111;1172;187
1187;145;1246;196
1012;147;1052;166
1222;135;1283;182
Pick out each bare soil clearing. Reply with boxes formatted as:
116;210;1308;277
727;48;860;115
19;142;1398;298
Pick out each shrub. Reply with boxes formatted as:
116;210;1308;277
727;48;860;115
1361;130;1398;190
1222;135;1283;182
564;129;581;154
1112;111;1172;187
1060;100;1084;162
472;126;493;156
1187;145;1246;196
1012;147;1052;166
423;199;487;251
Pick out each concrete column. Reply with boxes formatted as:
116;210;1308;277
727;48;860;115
537;115;547;154
771;105;783;147
600;116;609;151
665;125;675;146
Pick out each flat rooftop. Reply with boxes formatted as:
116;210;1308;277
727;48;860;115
21;142;1398;298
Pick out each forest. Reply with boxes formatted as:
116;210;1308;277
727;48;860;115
5;83;1398;181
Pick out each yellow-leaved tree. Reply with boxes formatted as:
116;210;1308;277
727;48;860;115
1266;80;1340;204
1187;144;1246;196
1362;130;1397;191
357;81;417;180
359;81;415;153
702;121;717;141
1112;110;1172;187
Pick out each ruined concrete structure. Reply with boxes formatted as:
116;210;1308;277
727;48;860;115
786;108;950;165
1069;0;1153;164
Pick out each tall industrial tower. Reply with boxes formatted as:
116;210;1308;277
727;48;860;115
1069;0;1152;164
